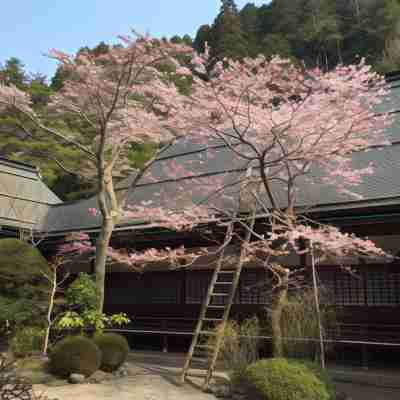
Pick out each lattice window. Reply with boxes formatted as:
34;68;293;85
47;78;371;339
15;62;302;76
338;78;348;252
333;270;365;306
365;271;400;306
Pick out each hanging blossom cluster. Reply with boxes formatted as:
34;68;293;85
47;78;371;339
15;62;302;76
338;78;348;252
242;223;390;268
108;246;208;269
58;232;207;270
186;51;392;200
58;232;94;255
269;223;390;261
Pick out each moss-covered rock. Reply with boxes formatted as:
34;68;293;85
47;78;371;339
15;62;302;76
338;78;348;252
49;336;101;378
93;333;129;372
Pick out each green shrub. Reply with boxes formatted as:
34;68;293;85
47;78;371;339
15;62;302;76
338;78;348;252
49;336;101;377
10;327;45;358
206;317;260;381
65;273;99;311
0;239;51;331
93;333;129;372
241;358;331;400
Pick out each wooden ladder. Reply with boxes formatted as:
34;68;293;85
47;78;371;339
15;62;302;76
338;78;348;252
180;213;255;389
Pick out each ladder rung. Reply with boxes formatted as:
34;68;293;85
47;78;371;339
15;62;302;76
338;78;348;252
207;305;225;309
203;318;223;322
215;282;233;285
200;331;216;335
218;270;235;274
211;293;228;296
196;344;213;349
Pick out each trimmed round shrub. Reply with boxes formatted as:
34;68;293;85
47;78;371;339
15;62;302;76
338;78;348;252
11;327;45;358
241;358;331;400
93;333;129;372
49;336;101;377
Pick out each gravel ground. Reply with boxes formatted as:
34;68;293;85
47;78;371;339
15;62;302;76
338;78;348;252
33;352;400;400
34;355;218;400
35;366;217;400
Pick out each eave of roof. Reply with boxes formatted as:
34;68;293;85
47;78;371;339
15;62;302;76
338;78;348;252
0;157;39;173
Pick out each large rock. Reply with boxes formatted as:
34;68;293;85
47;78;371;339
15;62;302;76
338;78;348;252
68;373;85;384
113;365;129;378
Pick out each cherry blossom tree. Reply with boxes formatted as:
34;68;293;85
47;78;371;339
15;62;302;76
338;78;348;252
184;51;394;360
0;33;210;311
0;32;394;363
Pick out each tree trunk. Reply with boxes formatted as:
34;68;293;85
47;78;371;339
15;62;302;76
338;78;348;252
270;266;290;358
310;245;325;368
95;216;114;312
95;167;118;312
43;265;57;356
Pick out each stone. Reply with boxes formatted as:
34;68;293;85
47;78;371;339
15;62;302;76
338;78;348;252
88;370;114;384
45;379;68;387
210;383;232;398
113;366;129;378
68;373;85;384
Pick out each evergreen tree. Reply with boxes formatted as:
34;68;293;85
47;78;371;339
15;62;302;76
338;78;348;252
193;24;212;53
209;0;248;61
182;34;193;46
28;73;52;107
240;3;260;57
298;0;342;68
170;35;183;44
50;66;69;91
0;58;28;89
260;33;293;60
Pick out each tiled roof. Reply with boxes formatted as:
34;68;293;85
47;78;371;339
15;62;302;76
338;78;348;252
0;157;61;230
16;78;400;234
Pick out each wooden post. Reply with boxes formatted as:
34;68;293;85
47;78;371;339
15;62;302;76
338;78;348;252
311;243;325;369
162;320;168;353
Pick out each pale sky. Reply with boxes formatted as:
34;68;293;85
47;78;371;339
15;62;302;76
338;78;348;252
1;1;268;80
